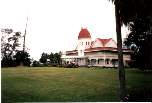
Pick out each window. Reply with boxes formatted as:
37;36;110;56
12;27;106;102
111;59;118;67
106;59;110;64
98;59;104;64
88;59;90;65
98;59;99;64
86;42;87;45
88;42;89;45
82;42;83;45
91;59;96;65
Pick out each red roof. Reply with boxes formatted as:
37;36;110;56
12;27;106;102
65;47;132;55
84;47;132;53
78;28;91;39
97;38;112;47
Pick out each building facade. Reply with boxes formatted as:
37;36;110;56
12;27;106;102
62;28;131;67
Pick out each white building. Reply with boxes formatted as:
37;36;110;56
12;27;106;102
62;28;132;67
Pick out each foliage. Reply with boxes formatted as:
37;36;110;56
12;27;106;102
51;52;61;65
1;57;16;67
32;60;41;67
1;29;21;58
1;28;22;67
109;0;152;25
124;17;152;69
48;52;54;64
1;28;32;67
13;51;31;66
39;52;62;66
39;52;48;64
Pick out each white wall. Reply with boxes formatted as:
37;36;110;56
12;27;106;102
77;38;92;56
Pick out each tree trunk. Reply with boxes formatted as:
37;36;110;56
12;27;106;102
115;3;126;101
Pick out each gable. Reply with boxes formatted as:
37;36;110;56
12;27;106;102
91;39;103;48
91;38;117;48
105;39;117;48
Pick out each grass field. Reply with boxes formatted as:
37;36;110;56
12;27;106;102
2;67;152;102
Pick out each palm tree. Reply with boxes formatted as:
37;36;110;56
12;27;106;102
109;0;152;101
114;1;126;101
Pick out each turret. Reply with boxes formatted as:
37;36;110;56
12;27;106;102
77;28;92;56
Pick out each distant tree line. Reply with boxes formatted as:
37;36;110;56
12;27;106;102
32;52;62;67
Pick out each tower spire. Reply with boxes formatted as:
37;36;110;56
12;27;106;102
23;17;28;52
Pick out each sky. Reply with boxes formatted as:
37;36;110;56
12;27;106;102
0;0;129;60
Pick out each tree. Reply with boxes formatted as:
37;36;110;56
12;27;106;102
13;51;31;66
53;52;61;65
48;52;61;66
49;53;54;64
124;17;152;69
108;0;152;101
39;52;62;66
1;28;21;67
39;52;49;64
32;60;40;67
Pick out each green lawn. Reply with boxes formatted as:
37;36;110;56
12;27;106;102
2;67;152;102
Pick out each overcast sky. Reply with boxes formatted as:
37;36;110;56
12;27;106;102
0;0;129;60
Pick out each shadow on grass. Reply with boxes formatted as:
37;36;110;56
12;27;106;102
128;87;152;102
